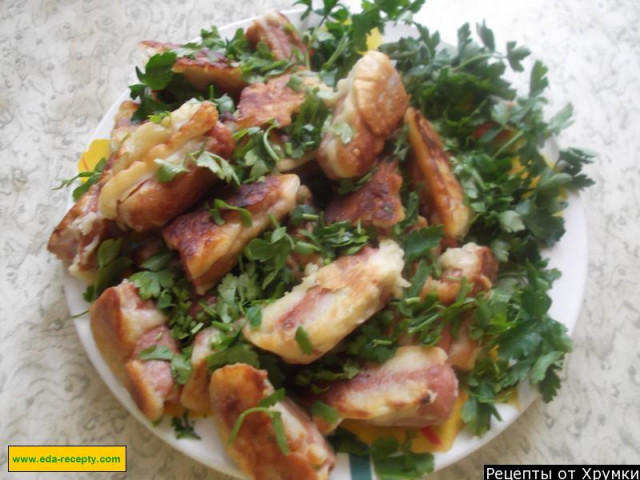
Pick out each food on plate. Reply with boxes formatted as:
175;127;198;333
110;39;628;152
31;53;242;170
405;107;472;239
89;281;167;376
233;73;322;130
162;174;300;294
180;327;221;412
139;40;247;95
313;346;458;429
50;1;594;478
125;324;182;421
209;363;335;480
98;100;235;232
242;239;406;364
245;10;308;61
436;315;481;371
317;51;409;179
47;182;121;283
420;242;498;304
324;159;405;229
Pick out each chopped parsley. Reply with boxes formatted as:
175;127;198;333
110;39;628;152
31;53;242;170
138;344;193;385
295;325;314;355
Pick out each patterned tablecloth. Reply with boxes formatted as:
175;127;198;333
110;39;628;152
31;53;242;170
1;0;638;478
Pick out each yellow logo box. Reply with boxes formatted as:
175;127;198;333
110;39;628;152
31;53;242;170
8;445;126;472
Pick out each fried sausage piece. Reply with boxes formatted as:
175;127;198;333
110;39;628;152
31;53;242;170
317;51;409;179
90;280;167;377
91;281;184;420
233;73;321;130
210;364;335;480
437;314;481;372
47;101;139;282
180;327;221;413
162;174;300;294
98;100;235;232
420;243;498;371
245;11;307;61
242;239;407;364
139;40;246;96
405;107;472;239
325;160;404;230
125;325;181;421
47;183;121;283
314;346;458;429
421;242;498;305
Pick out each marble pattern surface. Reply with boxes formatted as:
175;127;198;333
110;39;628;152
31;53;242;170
1;0;638;478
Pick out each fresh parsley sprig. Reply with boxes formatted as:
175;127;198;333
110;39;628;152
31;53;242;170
296;0;426;82
54;157;107;202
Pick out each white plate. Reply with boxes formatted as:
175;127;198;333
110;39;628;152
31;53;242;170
61;8;588;479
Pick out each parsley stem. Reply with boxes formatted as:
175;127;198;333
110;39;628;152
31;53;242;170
323;34;349;70
491;130;525;159
451;52;497;72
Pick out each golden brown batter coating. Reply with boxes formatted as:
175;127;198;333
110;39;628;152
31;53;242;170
318;51;409;179
245;11;307;61
325;160;405;229
98;101;235;232
209;364;335;480
405;107;472;239
242;239;406;364
162;174;300;294
140;40;246;95
314;346;459;428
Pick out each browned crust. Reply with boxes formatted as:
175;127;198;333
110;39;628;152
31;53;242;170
245;11;307;61
162;175;299;293
139;40;246;95
317;52;408;179
325;160;405;229
116;121;235;232
118;167;216;232
317;102;384;180
316;348;459;427
234;73;307;129
405;107;472;239
209;364;334;480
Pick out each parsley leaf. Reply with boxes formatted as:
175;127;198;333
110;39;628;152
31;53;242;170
400;226;443;263
193;149;240;186
155;158;189;182
171;411;201;440
310;401;340;425
135;51;177;90
138;345;193;385
83;238;132;302
295;326;314;355
207;199;253;227
207;344;260;371
139;345;174;361
336;168;375;195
